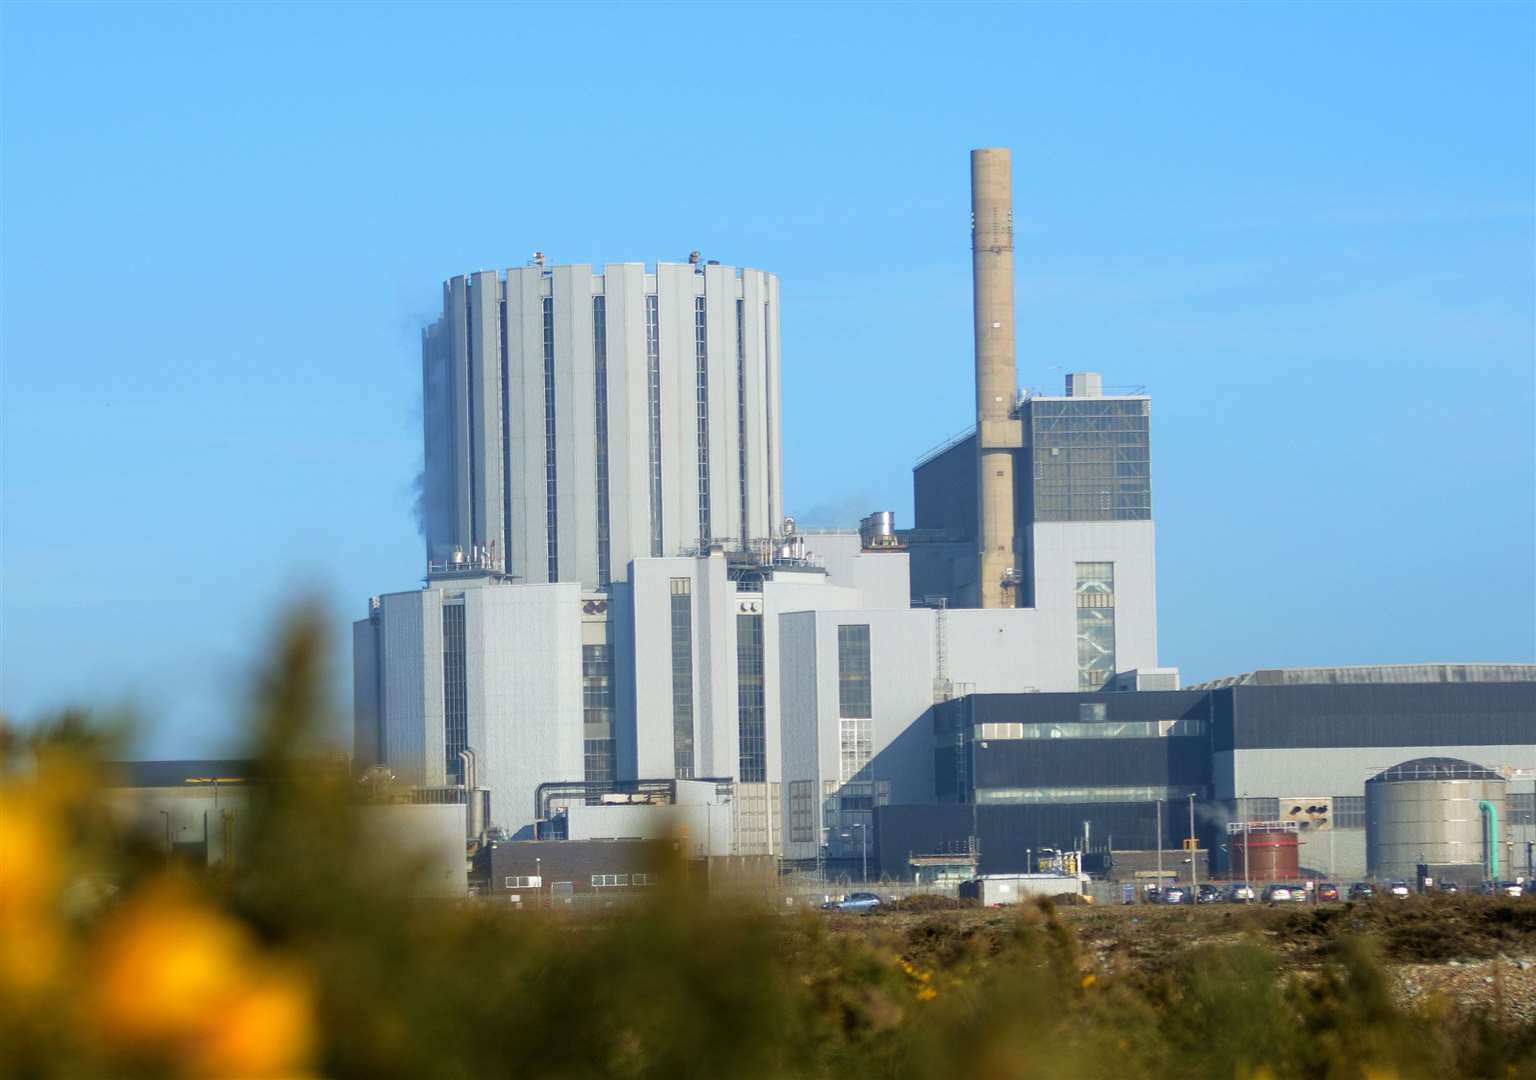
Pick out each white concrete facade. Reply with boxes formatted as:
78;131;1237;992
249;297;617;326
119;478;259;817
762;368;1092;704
420;262;784;588
356;578;583;838
775;595;1158;863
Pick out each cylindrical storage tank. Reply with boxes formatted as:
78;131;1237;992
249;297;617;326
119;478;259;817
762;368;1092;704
1231;827;1300;882
1366;757;1507;884
859;511;896;548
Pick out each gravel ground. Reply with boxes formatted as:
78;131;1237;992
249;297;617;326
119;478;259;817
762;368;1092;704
1391;955;1536;1024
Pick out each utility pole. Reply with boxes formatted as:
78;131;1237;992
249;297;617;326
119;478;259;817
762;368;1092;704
1188;793;1198;891
1156;799;1163;882
1242;794;1251;901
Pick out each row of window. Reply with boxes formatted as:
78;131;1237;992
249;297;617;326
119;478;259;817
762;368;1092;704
974;717;1208;741
503;873;658;889
592;873;658;887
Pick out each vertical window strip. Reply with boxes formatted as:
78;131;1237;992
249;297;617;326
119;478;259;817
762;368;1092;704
465;292;477;542
736;613;765;782
645;294;663;557
582;642;615;782
837;625;873;785
442;603;467;783
499;297;511;573
670;579;695;778
592;296;611;588
542;296;559;582
763;299;774;535
736;298;748;549
1074;562;1116;691
694;295;711;546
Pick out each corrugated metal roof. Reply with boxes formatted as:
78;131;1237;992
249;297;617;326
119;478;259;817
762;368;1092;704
1187;663;1536;690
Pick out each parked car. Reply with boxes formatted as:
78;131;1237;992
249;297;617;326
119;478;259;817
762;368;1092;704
1196;884;1223;904
1348;882;1375;900
1161;886;1188;905
1479;881;1525;898
1388;881;1411;898
821;891;882;912
1316;882;1340;902
1227;883;1256;903
1437;881;1460;895
1262;884;1294;903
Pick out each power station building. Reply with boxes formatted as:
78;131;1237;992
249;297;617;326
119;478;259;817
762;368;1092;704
417;257;784;585
353;149;1532;883
355;151;1170;847
872;665;1536;882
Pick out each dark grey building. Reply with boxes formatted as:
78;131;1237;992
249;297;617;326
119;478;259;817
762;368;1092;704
875;666;1536;881
908;374;1153;611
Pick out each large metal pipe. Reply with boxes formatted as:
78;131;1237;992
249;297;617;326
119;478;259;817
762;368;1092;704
971;148;1021;608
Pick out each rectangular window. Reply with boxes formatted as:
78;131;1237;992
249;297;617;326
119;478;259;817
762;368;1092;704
736;613;765;781
542;296;559;581
1332;796;1366;829
582;643;614;783
694;295;711;545
631;872;657;886
736;298;748;547
442;602;467;783
670;578;695;778
1075;563;1115;691
592;296;611;588
591;874;629;888
504;876;540;889
1027;398;1151;523
789;779;816;844
645;294;663;556
1079;703;1107;723
1506;791;1534;826
837;625;873;783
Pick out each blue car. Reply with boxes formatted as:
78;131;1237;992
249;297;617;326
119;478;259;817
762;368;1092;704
821;891;883;912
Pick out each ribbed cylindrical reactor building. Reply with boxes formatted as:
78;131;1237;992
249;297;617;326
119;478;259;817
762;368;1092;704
1365;757;1507;883
419;259;783;590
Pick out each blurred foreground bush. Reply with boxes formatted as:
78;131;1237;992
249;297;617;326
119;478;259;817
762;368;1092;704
3;609;1535;1078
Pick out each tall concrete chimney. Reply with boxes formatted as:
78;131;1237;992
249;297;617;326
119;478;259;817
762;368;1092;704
971;148;1022;608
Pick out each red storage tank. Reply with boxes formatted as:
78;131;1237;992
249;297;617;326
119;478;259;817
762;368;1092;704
1231;827;1300;881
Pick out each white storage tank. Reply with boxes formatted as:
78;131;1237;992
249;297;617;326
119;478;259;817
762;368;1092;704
1365;757;1507;884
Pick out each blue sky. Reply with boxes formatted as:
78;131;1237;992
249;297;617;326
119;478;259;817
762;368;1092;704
3;2;1532;756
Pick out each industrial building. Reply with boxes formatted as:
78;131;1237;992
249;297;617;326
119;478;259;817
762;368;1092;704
353;148;1532;888
417;255;783;587
871;666;1536;883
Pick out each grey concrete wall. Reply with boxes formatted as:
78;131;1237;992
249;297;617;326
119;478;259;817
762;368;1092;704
1217;745;1536;801
352;617;380;768
779;610;822;862
423;262;781;588
378;588;440;786
1029;519;1159;687
466;582;584;837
